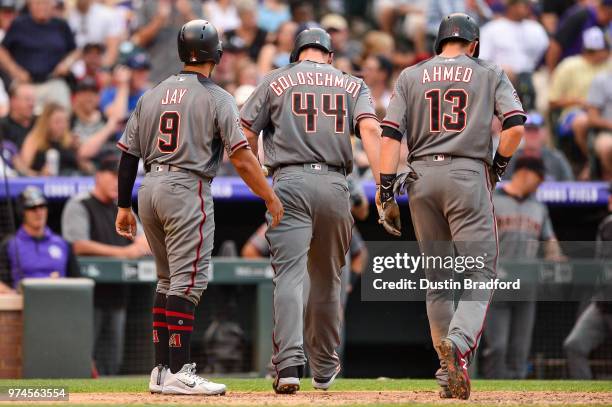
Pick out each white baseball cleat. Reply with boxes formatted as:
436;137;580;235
312;365;341;390
162;363;226;396
149;364;168;394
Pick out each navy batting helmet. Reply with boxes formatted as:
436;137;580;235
290;27;333;63
434;13;480;58
178;19;223;65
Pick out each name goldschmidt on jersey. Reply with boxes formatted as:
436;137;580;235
269;71;363;97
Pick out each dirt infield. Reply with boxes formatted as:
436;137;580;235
61;390;612;405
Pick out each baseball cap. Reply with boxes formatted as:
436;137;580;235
321;14;348;32
524;112;544;128
95;152;119;173
126;52;151;70
74;77;99;93
582;26;608;51
514;156;545;179
19;186;47;209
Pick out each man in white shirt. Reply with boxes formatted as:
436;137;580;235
68;0;124;67
479;0;548;110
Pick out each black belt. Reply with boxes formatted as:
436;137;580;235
274;163;347;176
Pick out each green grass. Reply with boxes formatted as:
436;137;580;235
0;377;610;393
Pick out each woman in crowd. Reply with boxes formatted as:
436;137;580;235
257;20;297;73
18;102;81;176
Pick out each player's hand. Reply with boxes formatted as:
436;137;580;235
266;194;284;228
488;166;501;189
376;186;401;237
116;207;137;241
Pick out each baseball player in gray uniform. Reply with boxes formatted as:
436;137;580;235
378;14;526;399
114;20;283;396
482;156;561;379
240;27;382;394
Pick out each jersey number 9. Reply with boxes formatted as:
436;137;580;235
158;111;180;153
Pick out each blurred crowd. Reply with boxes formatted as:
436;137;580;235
0;0;609;181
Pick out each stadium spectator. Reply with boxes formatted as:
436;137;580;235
257;20;297;74
224;0;268;63
0;0;17;42
67;0;124;68
0;0;78;111
0;81;34;149
72;78;120;165
69;43;108;88
504;112;574;181
0;186;79;293
548;27;611;178
374;0;428;55
360;31;395;64
479;0;549;111
362;54;393;118
546;0;612;71
289;1;315;25
257;0;290;33
18;102;80;176
585;70;612;180
320;14;361;69
482;157;563;379
131;0;201;83
563;185;612;379
203;0;240;33
100;53;151;122
540;0;580;34
61;152;150;375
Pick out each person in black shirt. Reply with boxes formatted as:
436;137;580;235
61;153;150;375
223;1;267;62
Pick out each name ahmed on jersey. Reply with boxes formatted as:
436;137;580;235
269;70;363;97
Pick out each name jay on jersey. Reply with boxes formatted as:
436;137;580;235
269;72;362;97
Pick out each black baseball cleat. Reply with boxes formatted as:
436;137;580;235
439;338;470;400
272;366;303;394
312;364;341;390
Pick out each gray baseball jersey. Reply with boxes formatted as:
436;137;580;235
240;60;377;172
116;71;249;305
383;54;525;164
494;188;556;258
117;71;249;178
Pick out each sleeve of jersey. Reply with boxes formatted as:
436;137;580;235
217;93;251;156
352;82;378;138
494;71;527;130
239;82;270;134
381;77;407;142
116;101;142;157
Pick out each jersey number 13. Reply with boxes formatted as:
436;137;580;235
425;89;468;133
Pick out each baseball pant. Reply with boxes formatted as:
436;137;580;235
266;164;353;379
481;301;536;379
564;303;612;379
138;170;214;305
407;157;498;387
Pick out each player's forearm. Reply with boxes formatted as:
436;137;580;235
117;151;140;208
359;118;382;184
496;125;524;157
244;128;259;158
380;137;402;175
230;148;275;203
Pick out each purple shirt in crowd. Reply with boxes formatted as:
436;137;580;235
6;227;70;288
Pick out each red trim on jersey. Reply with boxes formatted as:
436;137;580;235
116;142;129;152
381;120;400;129
185;180;206;296
152;307;166;314
503;110;526;118
168;325;194;331
241;117;253;126
230;140;249;154
165;310;195;320
355;113;380;122
152;321;168;328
